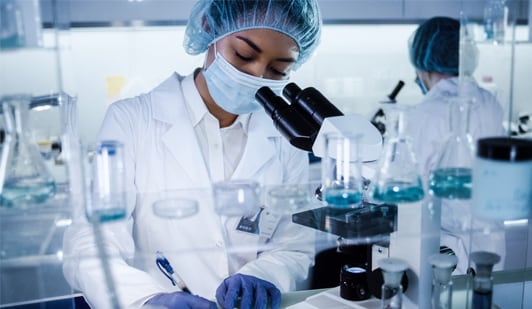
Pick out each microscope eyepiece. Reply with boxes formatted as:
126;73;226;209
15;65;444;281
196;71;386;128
255;85;317;152
282;83;343;126
256;86;288;117
282;83;302;103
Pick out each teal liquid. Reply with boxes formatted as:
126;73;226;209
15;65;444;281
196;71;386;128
429;167;472;199
0;178;56;207
90;208;126;223
324;188;362;208
372;181;424;203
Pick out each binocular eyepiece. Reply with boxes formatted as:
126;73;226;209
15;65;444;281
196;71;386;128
255;82;343;152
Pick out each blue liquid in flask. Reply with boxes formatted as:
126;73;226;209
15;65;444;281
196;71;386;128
372;181;424;203
0;177;56;207
430;167;472;199
324;188;362;208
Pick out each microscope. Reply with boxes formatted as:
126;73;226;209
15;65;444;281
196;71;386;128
256;83;439;308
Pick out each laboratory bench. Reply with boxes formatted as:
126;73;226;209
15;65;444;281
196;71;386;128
1;188;532;308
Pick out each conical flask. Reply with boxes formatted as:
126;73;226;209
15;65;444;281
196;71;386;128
429;98;474;199
0;95;56;207
370;104;425;203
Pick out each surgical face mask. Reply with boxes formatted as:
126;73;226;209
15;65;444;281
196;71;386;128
203;47;289;115
415;76;428;95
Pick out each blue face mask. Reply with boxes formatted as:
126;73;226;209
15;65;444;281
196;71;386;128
203;47;289;115
415;76;428;95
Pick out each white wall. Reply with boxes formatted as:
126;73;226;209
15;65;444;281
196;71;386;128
2;24;531;143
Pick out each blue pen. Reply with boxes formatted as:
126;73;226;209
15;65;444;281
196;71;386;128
156;251;192;294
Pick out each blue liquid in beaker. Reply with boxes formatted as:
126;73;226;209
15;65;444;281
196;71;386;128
429;167;472;199
90;208;126;223
472;289;492;309
0;178;56;207
372;181;424;203
324;188;362;208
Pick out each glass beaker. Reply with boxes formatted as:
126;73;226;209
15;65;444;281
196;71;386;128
212;179;262;273
429;253;458;309
0;96;56;207
84;140;127;223
212;179;261;218
379;257;408;309
429;98;474;200
370;105;424;203
470;251;500;309
321;133;364;208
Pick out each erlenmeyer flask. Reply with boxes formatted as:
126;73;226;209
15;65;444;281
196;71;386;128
0;96;56;207
371;105;424;203
429;98;474;200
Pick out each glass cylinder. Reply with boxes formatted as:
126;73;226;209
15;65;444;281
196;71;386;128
380;257;408;309
0;96;56;207
371;105;424;203
84;140;127;223
321;133;363;208
429;254;458;309
429;98;474;200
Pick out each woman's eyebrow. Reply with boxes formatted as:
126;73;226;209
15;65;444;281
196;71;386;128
235;35;296;63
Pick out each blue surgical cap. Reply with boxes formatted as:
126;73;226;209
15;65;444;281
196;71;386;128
184;0;322;70
409;16;460;74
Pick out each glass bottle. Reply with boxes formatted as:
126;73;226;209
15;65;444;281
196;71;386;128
0;96;55;207
429;98;474;200
429;253;458;309
483;0;508;44
470;251;500;309
371;105;424;203
380;257;408;309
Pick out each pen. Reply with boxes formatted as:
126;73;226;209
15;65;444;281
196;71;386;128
155;251;192;294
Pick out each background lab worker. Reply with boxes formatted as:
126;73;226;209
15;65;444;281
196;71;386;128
63;0;322;308
407;16;506;274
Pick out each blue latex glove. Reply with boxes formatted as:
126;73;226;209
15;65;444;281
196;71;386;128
216;274;281;309
145;291;217;309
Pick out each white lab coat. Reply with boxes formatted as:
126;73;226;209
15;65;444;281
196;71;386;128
62;72;314;308
407;76;506;274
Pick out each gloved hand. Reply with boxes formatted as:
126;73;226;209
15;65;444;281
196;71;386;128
145;291;217;309
216;274;281;309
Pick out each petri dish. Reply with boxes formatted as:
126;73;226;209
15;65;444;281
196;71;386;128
153;198;199;219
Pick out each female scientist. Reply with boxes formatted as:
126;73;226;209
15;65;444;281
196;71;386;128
62;0;322;308
407;16;506;274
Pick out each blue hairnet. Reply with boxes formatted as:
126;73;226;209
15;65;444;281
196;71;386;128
184;0;322;70
409;16;461;74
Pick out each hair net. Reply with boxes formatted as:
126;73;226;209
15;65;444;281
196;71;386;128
184;0;322;69
409;16;478;75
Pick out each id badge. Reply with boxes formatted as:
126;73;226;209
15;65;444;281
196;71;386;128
236;207;281;240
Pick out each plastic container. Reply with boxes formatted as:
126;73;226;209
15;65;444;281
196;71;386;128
473;137;532;220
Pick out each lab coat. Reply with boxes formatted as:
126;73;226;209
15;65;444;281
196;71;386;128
62;72;314;308
407;76;506;274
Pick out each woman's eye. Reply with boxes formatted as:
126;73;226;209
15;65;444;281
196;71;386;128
235;52;253;61
270;68;287;77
